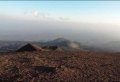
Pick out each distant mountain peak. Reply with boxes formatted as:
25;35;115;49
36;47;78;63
16;43;42;52
53;38;70;42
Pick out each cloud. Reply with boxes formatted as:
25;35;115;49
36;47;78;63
58;17;71;21
32;10;39;17
0;14;120;46
23;10;50;20
23;10;75;23
24;10;71;22
31;10;50;19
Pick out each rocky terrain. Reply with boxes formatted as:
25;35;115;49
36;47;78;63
0;38;81;52
0;50;119;82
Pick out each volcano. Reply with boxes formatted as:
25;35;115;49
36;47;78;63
16;43;42;52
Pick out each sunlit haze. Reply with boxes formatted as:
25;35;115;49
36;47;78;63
0;1;120;46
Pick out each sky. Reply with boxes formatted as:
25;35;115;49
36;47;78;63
0;1;120;45
1;1;120;24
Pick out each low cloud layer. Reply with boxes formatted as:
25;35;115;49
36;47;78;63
23;10;70;22
0;15;120;47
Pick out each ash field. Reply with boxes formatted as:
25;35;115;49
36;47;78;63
0;50;119;82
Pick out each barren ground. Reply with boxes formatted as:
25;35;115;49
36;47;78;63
0;51;119;82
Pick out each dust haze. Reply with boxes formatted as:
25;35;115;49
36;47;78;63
1;15;120;44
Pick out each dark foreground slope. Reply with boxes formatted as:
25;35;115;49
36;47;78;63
0;51;119;82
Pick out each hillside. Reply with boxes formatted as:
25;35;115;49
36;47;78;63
39;38;81;50
0;51;119;82
1;38;120;53
0;38;81;52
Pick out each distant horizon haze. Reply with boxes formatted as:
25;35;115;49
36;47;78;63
0;1;120;46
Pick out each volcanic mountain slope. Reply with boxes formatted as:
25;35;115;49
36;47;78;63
0;41;27;52
0;50;119;82
39;38;81;50
0;38;81;52
16;43;43;52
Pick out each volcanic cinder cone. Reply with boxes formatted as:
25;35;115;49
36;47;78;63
16;43;42;52
55;47;63;51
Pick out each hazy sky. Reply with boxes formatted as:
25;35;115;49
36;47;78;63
1;1;120;24
0;1;120;44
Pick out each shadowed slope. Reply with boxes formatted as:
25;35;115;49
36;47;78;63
16;43;42;52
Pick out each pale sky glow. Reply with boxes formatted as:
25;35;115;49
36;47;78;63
1;1;120;24
0;1;120;43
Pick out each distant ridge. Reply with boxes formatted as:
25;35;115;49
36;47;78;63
40;38;81;50
42;45;63;51
16;43;42;52
0;38;81;52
